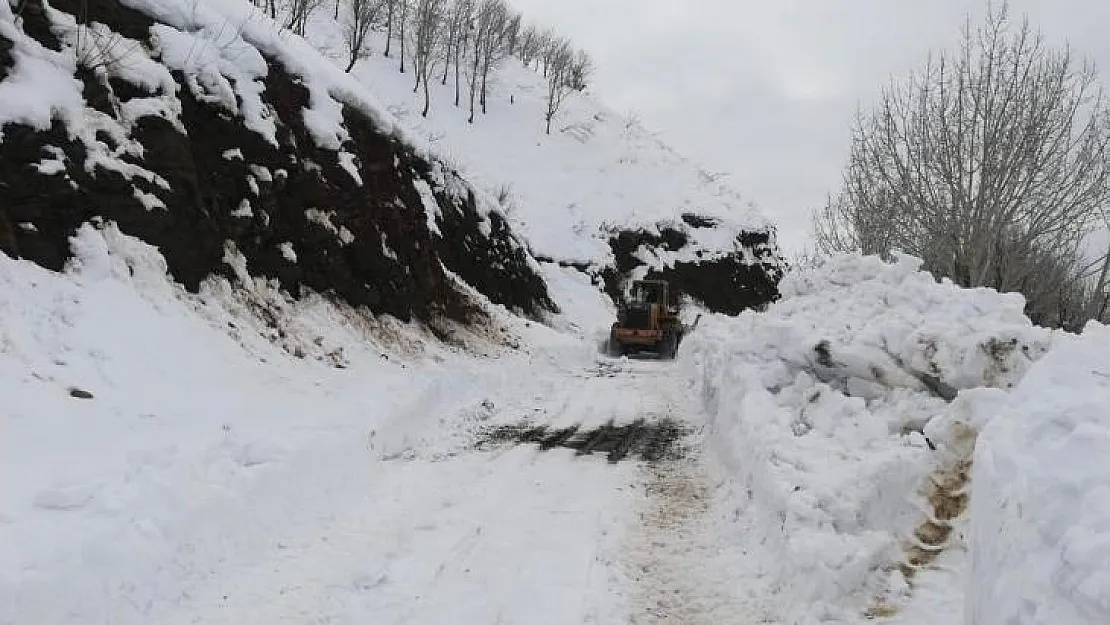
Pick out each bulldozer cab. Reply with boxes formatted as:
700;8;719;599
628;280;667;307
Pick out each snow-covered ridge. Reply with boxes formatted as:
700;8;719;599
682;253;1058;621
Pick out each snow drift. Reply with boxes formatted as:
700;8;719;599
682;253;1055;621
965;322;1110;625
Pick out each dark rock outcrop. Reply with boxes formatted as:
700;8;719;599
599;219;783;315
425;177;555;318
0;32;13;81
0;0;553;326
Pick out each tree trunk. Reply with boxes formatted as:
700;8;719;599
422;67;432;117
468;48;480;123
480;55;489;114
440;38;452;85
399;15;406;73
454;49;461;106
385;2;394;57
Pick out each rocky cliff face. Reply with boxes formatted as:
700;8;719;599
0;0;552;327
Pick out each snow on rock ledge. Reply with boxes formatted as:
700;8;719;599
681;253;1056;620
0;0;553;327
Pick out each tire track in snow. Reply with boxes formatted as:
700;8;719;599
623;443;723;624
616;366;759;625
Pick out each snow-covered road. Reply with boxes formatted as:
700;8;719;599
176;356;666;625
6;338;751;625
186;354;745;625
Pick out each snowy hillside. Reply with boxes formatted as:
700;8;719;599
350;53;770;264
301;16;784;316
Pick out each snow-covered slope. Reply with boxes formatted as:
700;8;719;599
0;0;553;328
682;253;1057;622
350;53;769;264
303;16;784;315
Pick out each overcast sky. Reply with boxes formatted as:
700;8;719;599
505;1;1110;255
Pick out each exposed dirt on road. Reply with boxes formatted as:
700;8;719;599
475;417;690;463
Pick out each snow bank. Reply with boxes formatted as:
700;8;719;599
0;221;583;624
682;253;1055;620
966;323;1110;625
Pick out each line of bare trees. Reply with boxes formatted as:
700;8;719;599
814;1;1110;330
250;0;593;132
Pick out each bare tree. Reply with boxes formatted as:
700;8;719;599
250;0;279;20
567;49;593;91
503;12;522;58
451;0;473;106
814;1;1110;327
543;37;574;135
397;0;410;73
342;0;384;72
283;0;326;36
477;1;510;114
517;23;541;68
439;0;467;85
383;0;395;56
465;0;499;123
538;27;560;78
408;0;446;116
